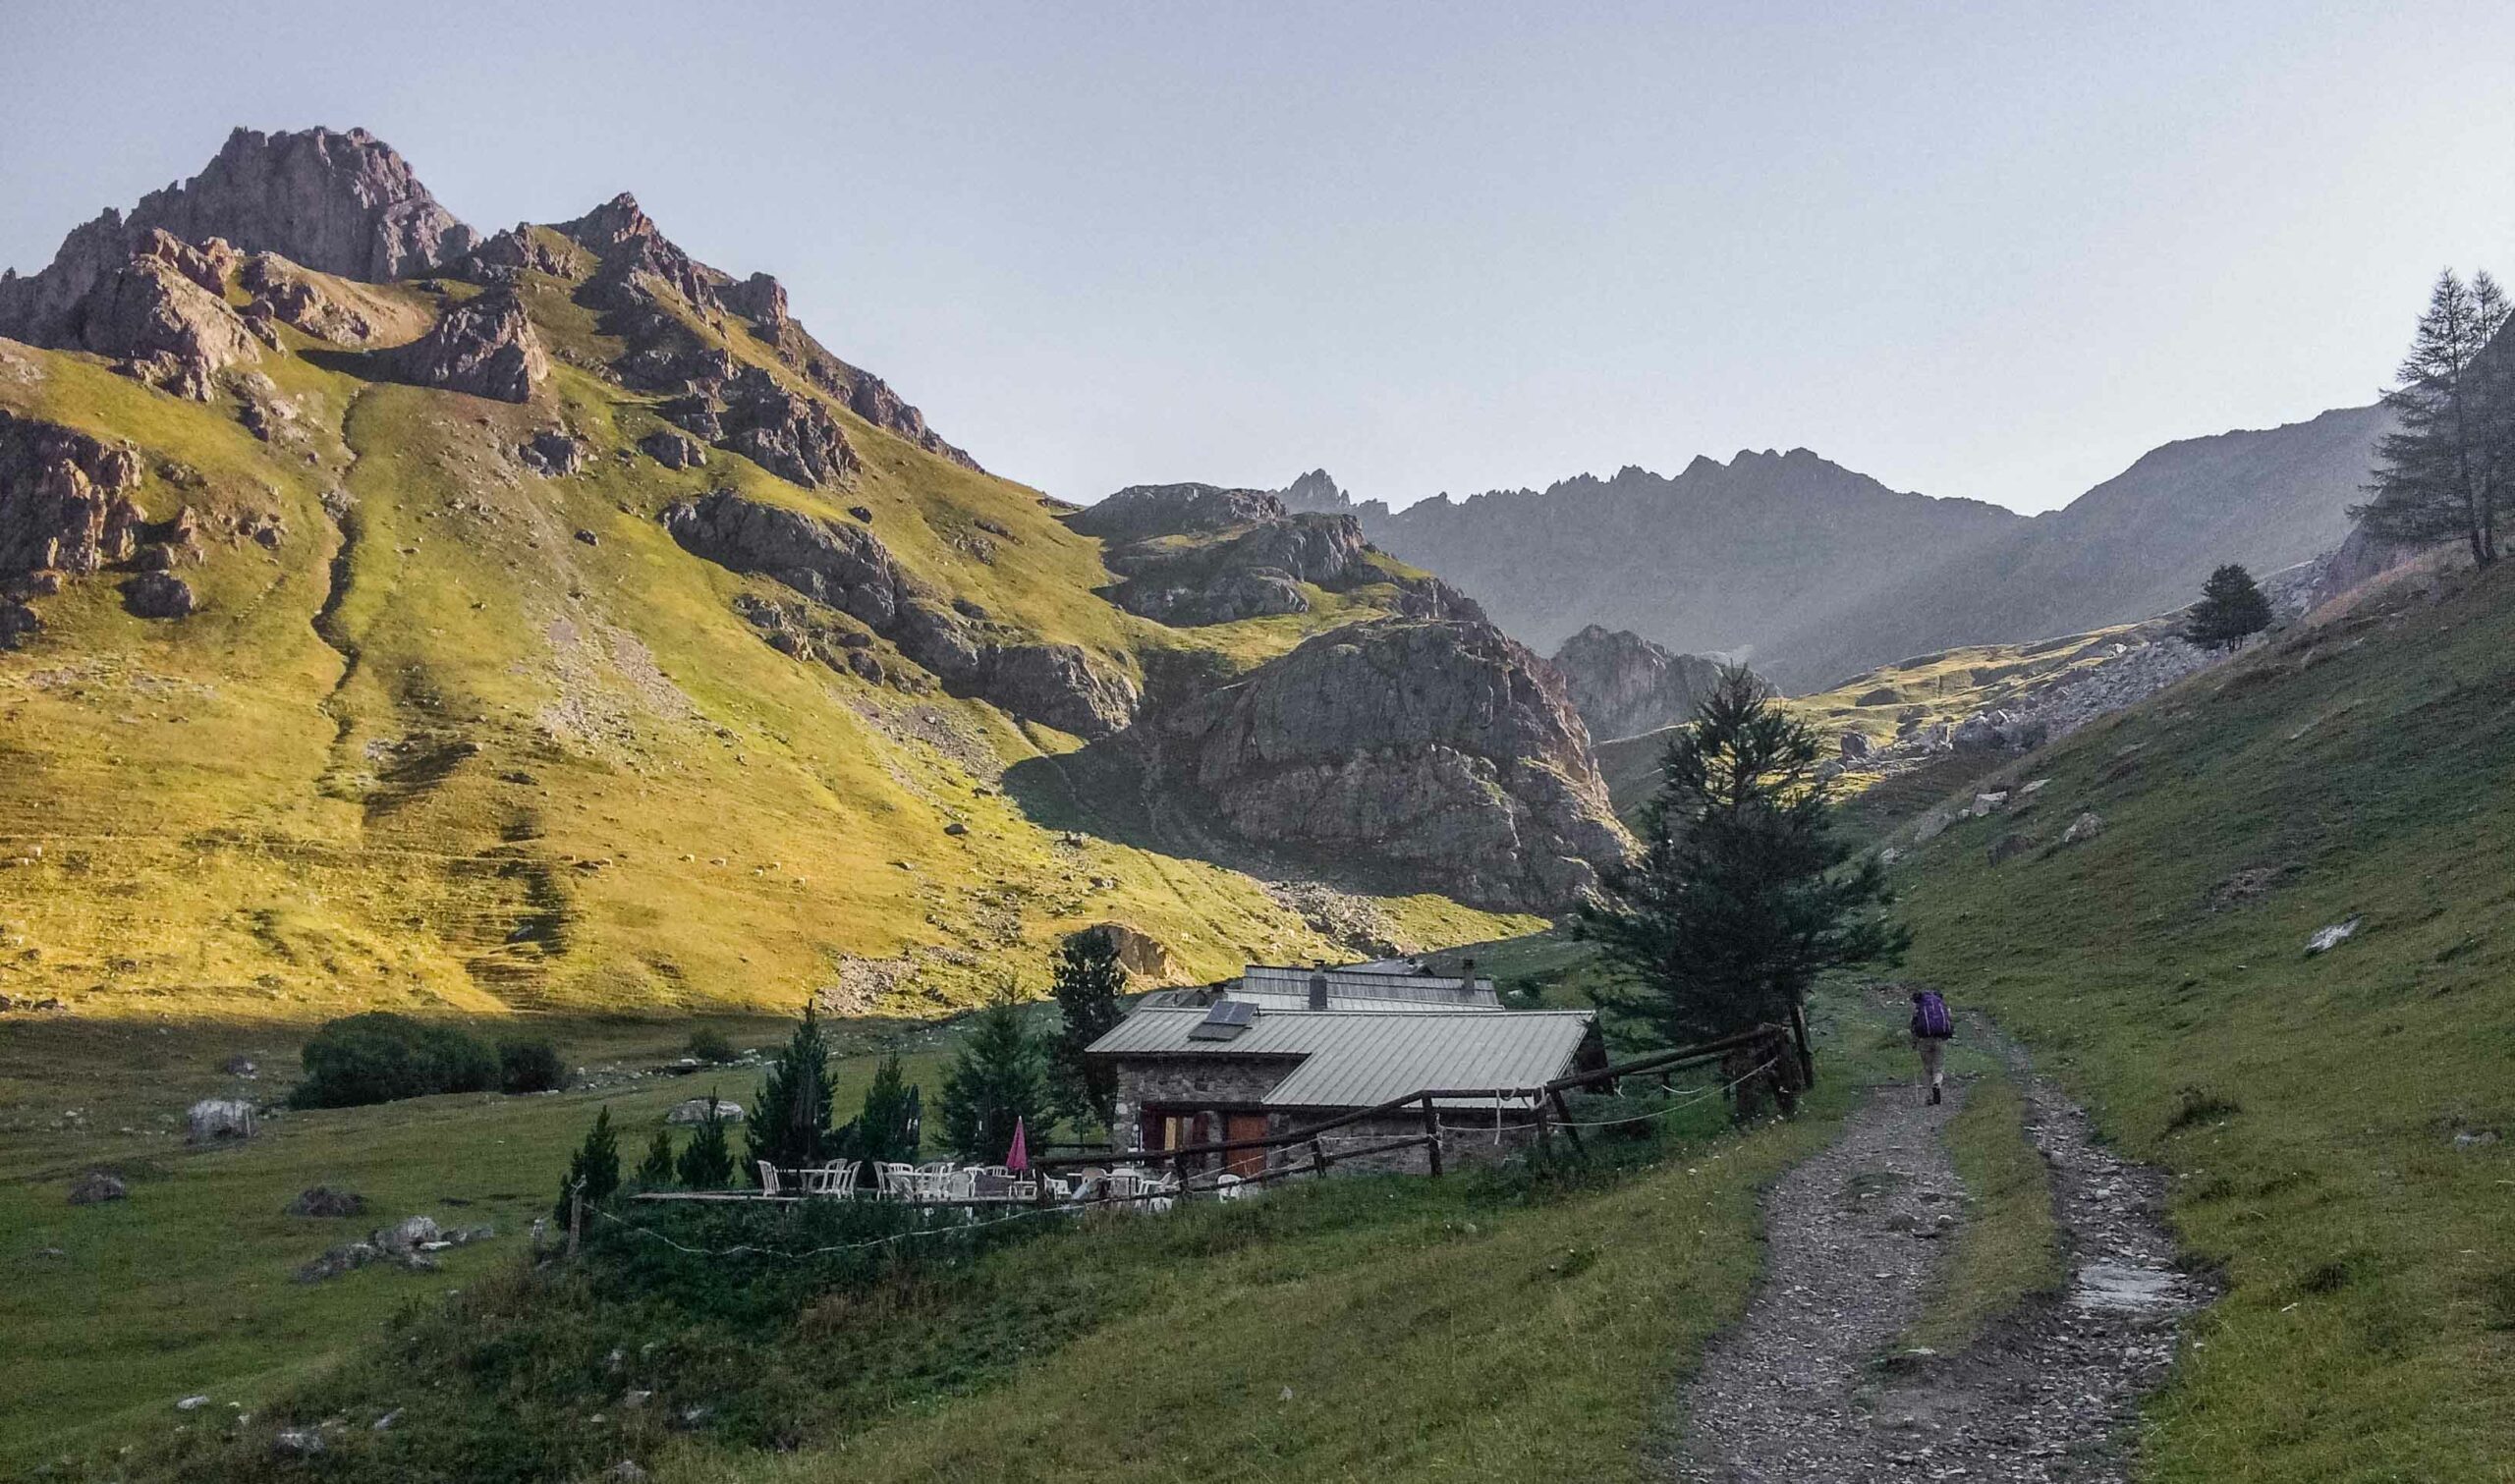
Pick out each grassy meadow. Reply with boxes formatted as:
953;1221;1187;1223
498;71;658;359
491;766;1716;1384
1887;561;2515;1481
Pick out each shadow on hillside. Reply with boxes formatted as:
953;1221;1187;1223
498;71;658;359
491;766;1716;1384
999;737;1446;908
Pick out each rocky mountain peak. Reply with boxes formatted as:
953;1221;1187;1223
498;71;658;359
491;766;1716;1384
1547;625;1730;742
558;192;661;252
1;124;473;345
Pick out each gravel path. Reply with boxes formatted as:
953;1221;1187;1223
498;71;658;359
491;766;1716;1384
1665;1009;2208;1482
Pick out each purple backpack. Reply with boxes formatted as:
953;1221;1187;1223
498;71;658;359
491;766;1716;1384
1911;991;1954;1039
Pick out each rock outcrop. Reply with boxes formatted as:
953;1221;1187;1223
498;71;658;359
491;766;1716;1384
237;252;396;344
1075;482;1481;628
663;489;1137;737
1;411;146;577
54;231;258;401
1547;625;1729;741
381;287;547;403
1157;618;1630;911
0;126;473;344
551;193;971;469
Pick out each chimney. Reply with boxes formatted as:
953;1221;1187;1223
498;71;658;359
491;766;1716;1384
1308;969;1329;1010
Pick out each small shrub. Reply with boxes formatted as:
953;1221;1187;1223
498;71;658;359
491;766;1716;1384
633;1126;677;1189
498;1037;567;1094
289;1013;498;1110
686;1026;739;1064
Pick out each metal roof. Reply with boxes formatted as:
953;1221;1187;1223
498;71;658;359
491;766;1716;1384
1237;964;1501;1008
1085;1006;1597;1110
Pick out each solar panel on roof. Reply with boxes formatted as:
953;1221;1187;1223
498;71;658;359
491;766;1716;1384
1186;999;1257;1040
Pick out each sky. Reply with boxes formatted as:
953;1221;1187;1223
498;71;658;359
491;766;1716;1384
5;2;2512;514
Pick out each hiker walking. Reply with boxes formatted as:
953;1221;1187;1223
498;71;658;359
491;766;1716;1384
1909;988;1954;1104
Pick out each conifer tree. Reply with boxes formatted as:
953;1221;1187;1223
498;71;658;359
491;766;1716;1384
632;1125;676;1189
2185;563;2272;650
555;1105;620;1227
2354;268;2514;567
675;1094;736;1188
847;1047;922;1166
746;1002;834;1182
937;995;1048;1162
1047;929;1128;1127
1576;666;1905;1109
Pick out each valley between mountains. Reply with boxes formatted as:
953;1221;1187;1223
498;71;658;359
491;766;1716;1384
1;123;2508;1484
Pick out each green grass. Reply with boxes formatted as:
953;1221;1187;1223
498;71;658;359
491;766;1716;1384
0;273;1528;1025
0;1011;963;1473
1888;562;2515;1481
18;987;1911;1483
1905;1071;2062;1354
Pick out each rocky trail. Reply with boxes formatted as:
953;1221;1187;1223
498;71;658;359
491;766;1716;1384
1666;1010;2208;1482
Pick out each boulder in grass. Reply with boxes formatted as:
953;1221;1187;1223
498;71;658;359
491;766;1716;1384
666;1097;743;1126
188;1097;256;1143
286;1185;366;1219
68;1170;128;1205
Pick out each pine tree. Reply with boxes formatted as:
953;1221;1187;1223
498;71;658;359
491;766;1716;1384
1575;666;1906;1111
746;1002;834;1183
847;1047;922;1166
2353;268;2515;567
1047;929;1128;1127
675;1093;736;1188
632;1125;676;1189
937;996;1048;1162
555;1105;621;1227
2185;563;2272;650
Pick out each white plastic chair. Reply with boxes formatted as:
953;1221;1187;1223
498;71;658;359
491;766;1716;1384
874;1162;918;1199
755;1161;782;1196
1214;1173;1246;1202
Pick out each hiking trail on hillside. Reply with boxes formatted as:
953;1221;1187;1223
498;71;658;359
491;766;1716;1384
1663;1010;2208;1482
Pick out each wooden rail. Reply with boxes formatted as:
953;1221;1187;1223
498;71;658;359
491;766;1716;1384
1037;1023;1792;1179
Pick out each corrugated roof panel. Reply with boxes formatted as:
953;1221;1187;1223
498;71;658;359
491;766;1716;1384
1085;1006;1595;1110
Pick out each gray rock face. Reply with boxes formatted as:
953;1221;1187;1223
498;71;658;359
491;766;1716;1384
639;428;706;469
186;1098;255;1142
1161;619;1630;911
382;287;547;403
1546;625;1729;742
0;126;474;345
1079;482;1478;629
718;366;858;489
65;232;260;402
287;1186;366;1218
238;252;378;343
1071;483;1291;544
520;429;587;475
68;1170;128;1205
2306;520;2462;609
121;572;196;620
662;490;1138;737
0;411;146;577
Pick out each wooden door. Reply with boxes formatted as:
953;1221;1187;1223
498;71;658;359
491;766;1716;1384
1224;1113;1269;1178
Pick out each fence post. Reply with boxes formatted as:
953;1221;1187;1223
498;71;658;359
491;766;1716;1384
1421;1094;1443;1178
567;1182;584;1260
1549;1089;1587;1157
1310;1137;1326;1180
1537;1101;1554;1162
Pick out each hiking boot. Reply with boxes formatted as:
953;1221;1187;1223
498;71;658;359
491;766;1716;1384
1928;1086;1942;1106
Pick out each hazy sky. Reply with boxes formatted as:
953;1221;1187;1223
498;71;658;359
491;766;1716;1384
5;2;2512;513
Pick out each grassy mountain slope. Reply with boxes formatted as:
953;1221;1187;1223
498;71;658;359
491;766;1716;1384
1888;562;2515;1480
0;252;1524;1023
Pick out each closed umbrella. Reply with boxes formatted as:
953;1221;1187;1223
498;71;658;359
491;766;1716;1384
1005;1116;1030;1173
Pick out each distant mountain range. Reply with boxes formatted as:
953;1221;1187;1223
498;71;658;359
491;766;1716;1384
1277;403;2391;690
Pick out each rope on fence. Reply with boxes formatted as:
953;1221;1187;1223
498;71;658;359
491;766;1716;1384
1539;1058;1781;1130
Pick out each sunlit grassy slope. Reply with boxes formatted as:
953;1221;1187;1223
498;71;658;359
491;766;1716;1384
1889;563;2515;1481
1594;618;2163;825
0;270;1529;1023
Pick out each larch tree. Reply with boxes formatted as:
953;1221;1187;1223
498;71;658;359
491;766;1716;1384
2354;268;2514;568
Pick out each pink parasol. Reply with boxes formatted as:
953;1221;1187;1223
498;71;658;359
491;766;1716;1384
1005;1116;1030;1173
